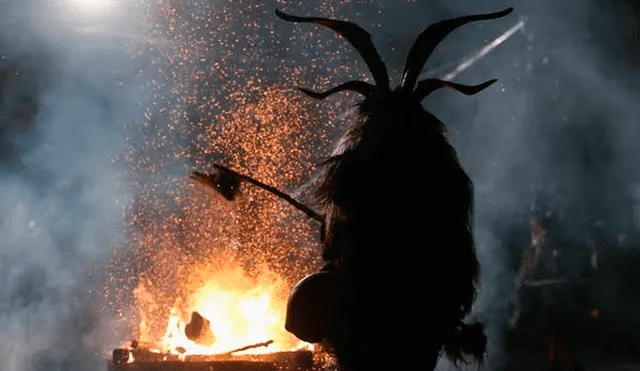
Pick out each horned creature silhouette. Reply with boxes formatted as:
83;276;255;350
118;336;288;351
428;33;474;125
191;6;513;371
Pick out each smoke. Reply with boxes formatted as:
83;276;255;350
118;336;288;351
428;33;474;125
391;0;640;368
274;1;640;365
2;0;639;370
288;0;640;368
260;0;640;366
0;1;151;370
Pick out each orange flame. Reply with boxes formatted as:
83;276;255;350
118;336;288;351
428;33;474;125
115;82;340;358
134;257;308;356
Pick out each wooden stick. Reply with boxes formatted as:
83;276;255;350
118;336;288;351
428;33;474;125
224;340;274;355
212;164;324;223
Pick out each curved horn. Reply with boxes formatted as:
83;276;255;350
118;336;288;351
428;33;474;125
275;9;390;90
298;80;375;100
401;8;513;91
413;78;498;101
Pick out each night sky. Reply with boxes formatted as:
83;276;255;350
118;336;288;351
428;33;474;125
1;1;640;370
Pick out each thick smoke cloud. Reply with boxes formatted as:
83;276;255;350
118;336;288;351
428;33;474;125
391;1;640;368
0;1;150;370
2;0;639;370
296;0;640;368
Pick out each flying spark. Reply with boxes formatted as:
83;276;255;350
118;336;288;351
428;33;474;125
421;17;527;81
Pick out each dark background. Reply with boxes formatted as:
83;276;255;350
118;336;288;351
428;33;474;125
1;0;640;370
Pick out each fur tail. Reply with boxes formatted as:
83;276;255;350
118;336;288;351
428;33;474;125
442;321;487;367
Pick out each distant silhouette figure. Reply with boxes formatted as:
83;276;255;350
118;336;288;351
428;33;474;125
278;7;513;371
513;208;583;371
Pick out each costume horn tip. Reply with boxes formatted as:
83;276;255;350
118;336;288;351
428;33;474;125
297;87;325;100
275;8;299;22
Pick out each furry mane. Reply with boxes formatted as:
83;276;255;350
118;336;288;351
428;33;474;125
276;7;513;371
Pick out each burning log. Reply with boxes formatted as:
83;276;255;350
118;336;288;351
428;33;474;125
130;340;158;350
225;340;274;355
108;346;314;371
184;311;216;347
112;348;131;365
111;358;277;371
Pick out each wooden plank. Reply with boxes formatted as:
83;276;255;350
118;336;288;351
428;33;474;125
108;360;276;371
108;349;314;371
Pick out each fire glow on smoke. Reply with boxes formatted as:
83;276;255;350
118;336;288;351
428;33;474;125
113;85;332;356
101;0;372;359
110;85;337;358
